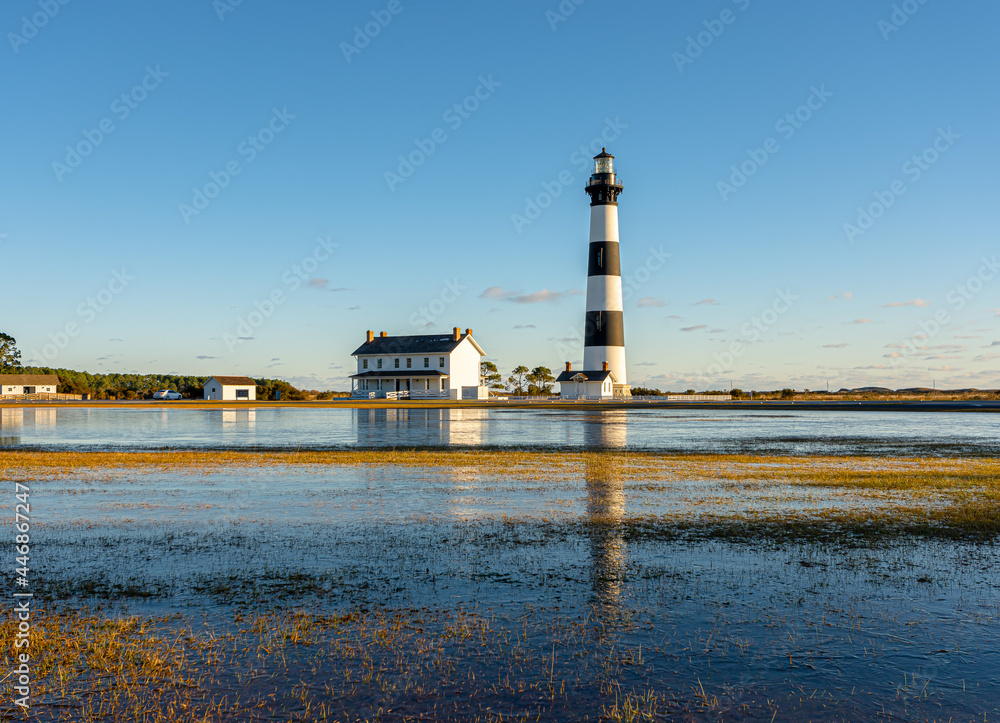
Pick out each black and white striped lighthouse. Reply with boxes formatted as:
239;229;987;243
583;148;628;393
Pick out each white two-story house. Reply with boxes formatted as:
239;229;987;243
350;327;487;400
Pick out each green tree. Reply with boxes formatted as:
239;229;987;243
0;333;22;373
730;388;745;399
780;388;796;399
480;361;503;389
527;366;555;395
507;365;529;394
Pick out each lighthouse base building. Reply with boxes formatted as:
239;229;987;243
556;362;617;400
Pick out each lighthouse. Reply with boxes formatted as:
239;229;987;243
583;148;628;395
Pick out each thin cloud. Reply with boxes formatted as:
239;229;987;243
196;355;219;360
480;287;582;304
928;365;957;372
308;278;328;289
108;337;124;342
513;324;536;329
827;291;855;301
882;299;931;308
693;298;719;306
709;328;726;333
974;353;1000;362
348;305;361;310
855;364;892;369
637;297;666;308
823;343;848;348
847;319;872;324
666;315;682;320
680;325;707;332
635;361;656;367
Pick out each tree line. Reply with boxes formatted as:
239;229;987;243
10;366;308;400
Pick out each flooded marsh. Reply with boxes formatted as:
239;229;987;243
2;448;999;720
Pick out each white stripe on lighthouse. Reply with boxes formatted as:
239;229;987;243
586;275;623;312
589;205;620;243
584;347;627;383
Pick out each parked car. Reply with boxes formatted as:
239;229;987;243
152;389;183;400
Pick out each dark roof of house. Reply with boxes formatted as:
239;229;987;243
0;374;59;385
206;376;256;386
349;370;447;379
352;334;464;356
555;370;614;383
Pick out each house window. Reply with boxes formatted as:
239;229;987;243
424;357;429;368
406;358;411;368
236;389;249;399
439;357;445;367
394;358;400;368
363;359;368;369
377;359;382;369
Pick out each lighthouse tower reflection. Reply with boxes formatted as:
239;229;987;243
583;413;627;611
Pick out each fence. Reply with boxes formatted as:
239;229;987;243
0;393;83;402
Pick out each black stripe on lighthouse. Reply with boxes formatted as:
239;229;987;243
587;242;621;276
584;310;625;347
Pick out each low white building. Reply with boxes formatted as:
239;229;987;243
0;374;60;396
203;375;257;401
556;362;616;400
350;327;487;400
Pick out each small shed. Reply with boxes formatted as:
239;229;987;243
556;363;616;400
1;374;60;396
203;375;257;401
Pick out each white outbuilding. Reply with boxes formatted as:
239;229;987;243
0;374;60;396
350;327;487;400
203;375;257;401
556;362;617;400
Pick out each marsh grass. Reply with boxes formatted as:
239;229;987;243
5;449;999;538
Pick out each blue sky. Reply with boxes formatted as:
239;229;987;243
3;0;998;391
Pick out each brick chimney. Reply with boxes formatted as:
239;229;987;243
380;331;387;338
565;362;571;372
453;327;461;341
602;361;609;372
465;328;472;337
366;330;374;343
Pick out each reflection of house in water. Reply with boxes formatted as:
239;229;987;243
221;409;256;428
584;415;627;610
0;408;23;445
354;408;485;447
